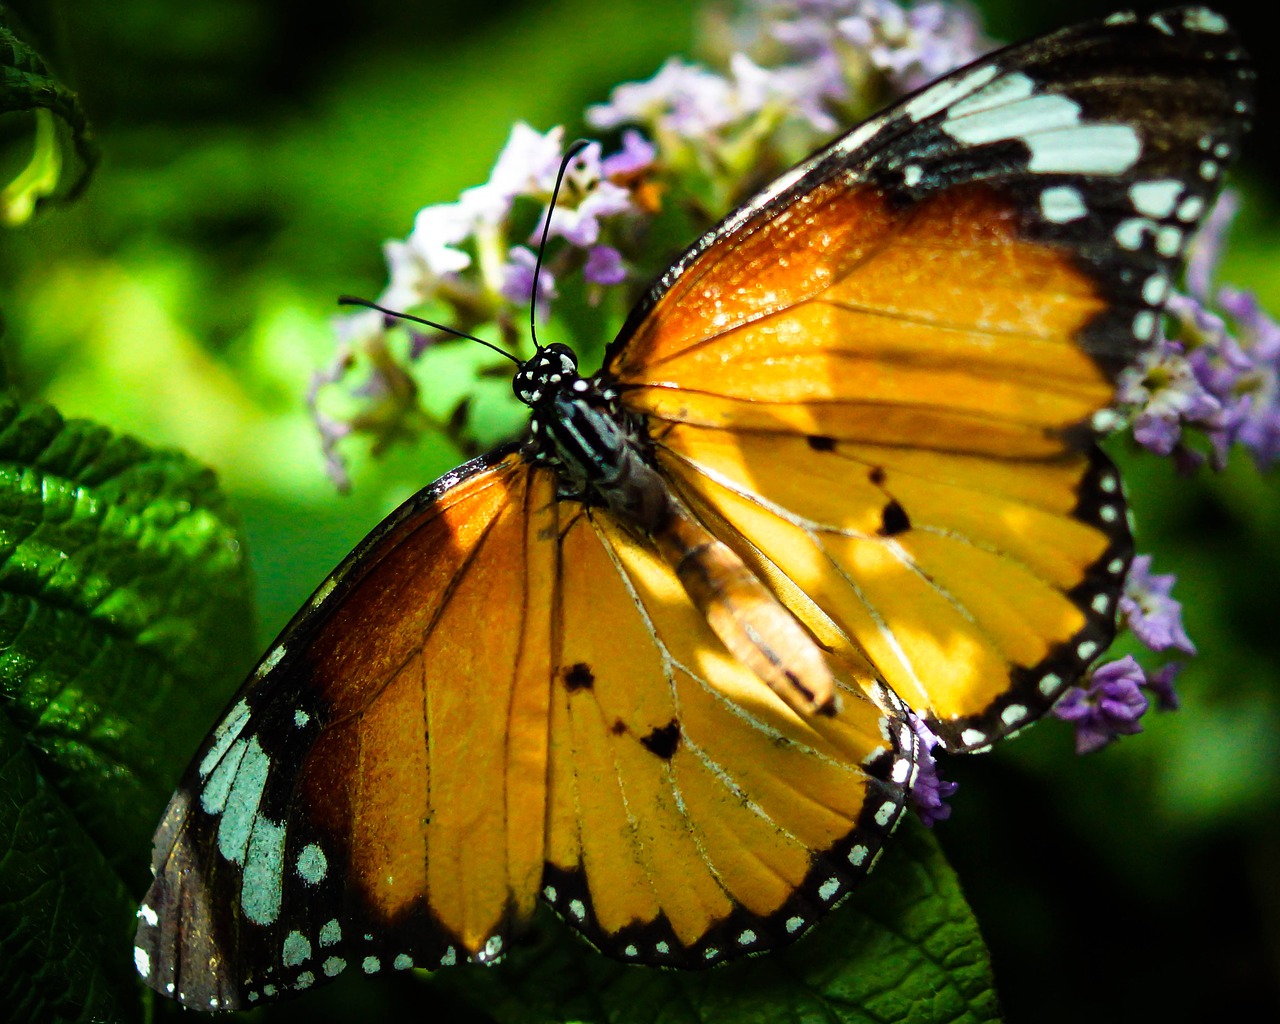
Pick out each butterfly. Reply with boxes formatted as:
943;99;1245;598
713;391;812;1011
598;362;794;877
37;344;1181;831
133;6;1252;1011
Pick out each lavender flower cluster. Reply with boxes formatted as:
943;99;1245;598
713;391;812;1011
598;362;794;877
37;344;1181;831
315;0;1271;822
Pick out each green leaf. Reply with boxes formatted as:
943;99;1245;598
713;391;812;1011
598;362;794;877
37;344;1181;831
434;823;1002;1024
0;394;255;1022
0;10;99;223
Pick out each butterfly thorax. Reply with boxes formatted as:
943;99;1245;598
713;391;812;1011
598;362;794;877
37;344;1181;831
515;343;669;531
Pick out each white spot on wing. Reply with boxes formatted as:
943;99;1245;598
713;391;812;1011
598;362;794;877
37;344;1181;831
1038;672;1063;697
310;578;337;610
1040;185;1087;223
282;931;311;968
1129;180;1182;218
1143;274;1170;306
362;956;381;974
296;842;327;885
1025;125;1141;174
818;877;840;901
1184;8;1227;32
134;946;150;977
904;64;1001;122
1001;704;1028;727
241;816;287;925
1115;217;1154;251
215;736;271;863
1177;195;1205;223
137;903;158;927
961;728;986;747
1156;225;1183;257
945;71;1035;119
947;92;1080;146
198;699;251;780
255;645;287;680
320;919;341;946
1133;311;1157;341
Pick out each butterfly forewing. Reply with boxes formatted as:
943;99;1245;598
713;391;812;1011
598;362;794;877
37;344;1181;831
606;6;1250;749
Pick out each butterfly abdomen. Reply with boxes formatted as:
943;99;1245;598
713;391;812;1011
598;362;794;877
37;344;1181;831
651;506;840;717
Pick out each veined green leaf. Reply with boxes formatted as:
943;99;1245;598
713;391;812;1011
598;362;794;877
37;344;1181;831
0;11;99;223
0;394;255;1022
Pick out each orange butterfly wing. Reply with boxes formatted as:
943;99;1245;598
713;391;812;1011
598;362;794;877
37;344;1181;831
604;12;1250;748
135;448;914;1008
608;181;1127;749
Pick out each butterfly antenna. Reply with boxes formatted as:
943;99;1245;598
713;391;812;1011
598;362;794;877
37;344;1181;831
529;138;592;350
337;296;522;366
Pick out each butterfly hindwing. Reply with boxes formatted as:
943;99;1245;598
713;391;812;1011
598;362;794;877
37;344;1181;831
540;500;915;965
605;7;1251;749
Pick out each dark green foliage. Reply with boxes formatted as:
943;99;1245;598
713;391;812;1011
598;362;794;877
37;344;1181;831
0;395;255;1023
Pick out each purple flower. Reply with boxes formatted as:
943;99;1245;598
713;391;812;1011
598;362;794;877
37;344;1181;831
584;245;626;286
1145;663;1182;713
470;122;567;221
1215;288;1280;469
1120;555;1196;656
546;173;633;248
601;129;657;179
728;50;844;133
1116;333;1222;458
830;0;989;93
1053;656;1149;754
1131;187;1280;472
501;245;557;320
406;205;475;278
1185;190;1238;301
587;58;742;138
907;714;957;827
313;412;352;493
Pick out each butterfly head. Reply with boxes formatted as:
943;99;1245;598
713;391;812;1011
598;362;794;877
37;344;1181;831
513;343;580;406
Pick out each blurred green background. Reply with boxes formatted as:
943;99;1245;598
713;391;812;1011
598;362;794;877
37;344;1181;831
2;0;1278;1020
